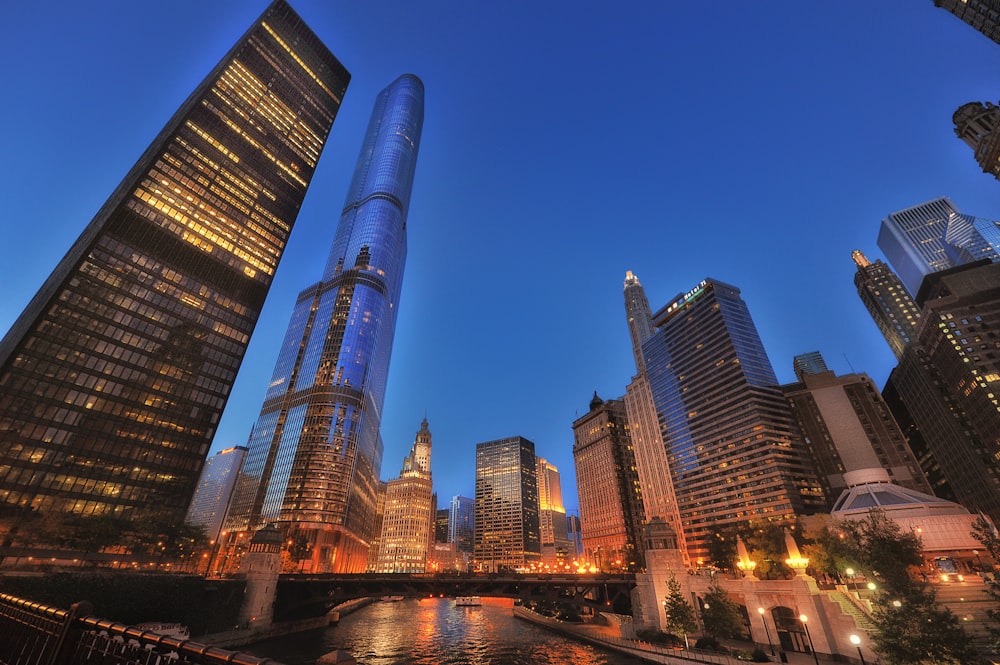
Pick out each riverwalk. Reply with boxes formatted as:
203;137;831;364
512;606;854;665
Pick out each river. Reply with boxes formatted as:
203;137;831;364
244;597;640;665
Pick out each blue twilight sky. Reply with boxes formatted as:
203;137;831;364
1;2;998;516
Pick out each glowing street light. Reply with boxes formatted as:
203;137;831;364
850;634;867;665
799;614;820;665
757;607;775;655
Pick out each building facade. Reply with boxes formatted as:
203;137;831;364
953;101;1000;180
782;355;932;503
572;393;645;571
884;261;1000;523
0;0;348;542
474;436;540;572
185;446;247;542
934;0;1000;46
536;457;572;565
624;271;656;373
223;74;424;573
877;198;962;296
448;495;474;553
371;419;434;573
641;279;825;563
852;250;922;359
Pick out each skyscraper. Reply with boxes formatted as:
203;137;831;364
852;249;922;359
884;260;1000;522
474;436;540;572
877;197;962;296
448;495;474;553
622;271;687;561
782;353;932;503
224;75;424;573
572;393;645;571
953;101;1000;180
185;445;248;542
536;457;571;564
624;271;656;373
372;419;434;573
641;279;825;563
933;0;1000;46
0;0;348;542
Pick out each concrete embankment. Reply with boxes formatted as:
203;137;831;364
512;606;736;665
200;597;373;650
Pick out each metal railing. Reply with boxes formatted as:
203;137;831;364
0;593;284;665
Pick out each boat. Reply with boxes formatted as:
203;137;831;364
380;595;404;602
455;596;482;606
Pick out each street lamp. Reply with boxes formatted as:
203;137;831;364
799;614;820;665
850;634;867;665
757;607;775;655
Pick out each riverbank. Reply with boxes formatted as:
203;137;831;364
513;606;837;665
200;597;374;650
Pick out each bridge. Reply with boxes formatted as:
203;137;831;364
273;573;636;621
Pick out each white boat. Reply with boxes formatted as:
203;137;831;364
455;596;481;606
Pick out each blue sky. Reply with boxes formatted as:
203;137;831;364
1;1;998;515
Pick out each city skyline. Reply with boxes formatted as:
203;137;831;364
1;1;998;516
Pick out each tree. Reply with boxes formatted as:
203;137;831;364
662;574;697;648
871;587;979;665
971;514;1000;650
700;581;745;640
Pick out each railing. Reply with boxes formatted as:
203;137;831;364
0;593;284;665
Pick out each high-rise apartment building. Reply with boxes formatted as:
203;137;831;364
878;198;962;296
852;250;922;359
185;446;247;542
641;279;825;563
884;261;1000;522
953;101;1000;180
782;354;932;503
572;393;645;571
224;75;424;573
0;0;348;543
566;514;584;558
372;419;434;573
448;495;474;553
536;457;571;564
933;0;1000;46
474;436;540;572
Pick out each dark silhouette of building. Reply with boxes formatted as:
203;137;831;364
953;101;1000;181
223;75;423;573
933;0;1000;46
0;0;348;542
884;260;1000;522
572;392;645;571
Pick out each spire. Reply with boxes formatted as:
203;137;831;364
851;249;870;268
623;270;656;373
589;391;604;411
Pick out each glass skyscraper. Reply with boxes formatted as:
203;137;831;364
642;279;825;563
0;0;348;542
474;436;541;572
224;75;424;573
877;197;962;296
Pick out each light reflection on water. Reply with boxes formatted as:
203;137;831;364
246;597;637;665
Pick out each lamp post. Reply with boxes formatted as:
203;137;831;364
850;634;867;665
845;567;858;596
799;614;820;665
757;607;775;655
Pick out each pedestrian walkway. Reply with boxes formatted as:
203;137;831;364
513;606;856;665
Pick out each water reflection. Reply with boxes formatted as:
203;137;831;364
247;597;636;665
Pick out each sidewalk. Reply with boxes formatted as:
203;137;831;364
513;607;856;665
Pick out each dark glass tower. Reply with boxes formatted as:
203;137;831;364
224;75;424;573
474;436;541;572
0;1;348;541
642;279;825;563
852;250;922;359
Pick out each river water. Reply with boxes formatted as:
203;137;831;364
244;597;638;665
